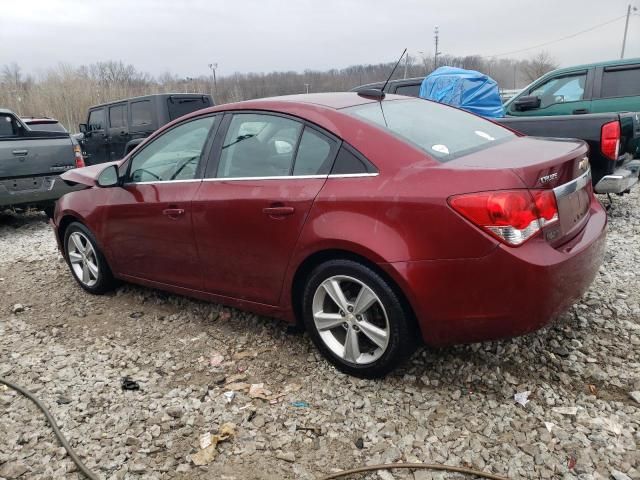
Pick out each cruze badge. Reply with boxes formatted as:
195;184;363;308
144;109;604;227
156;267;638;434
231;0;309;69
539;172;558;184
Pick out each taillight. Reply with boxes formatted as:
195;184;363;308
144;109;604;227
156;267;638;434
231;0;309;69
601;120;620;161
449;189;558;246
74;144;85;168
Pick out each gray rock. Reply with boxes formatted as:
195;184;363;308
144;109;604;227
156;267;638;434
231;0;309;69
0;461;29;479
610;471;632;480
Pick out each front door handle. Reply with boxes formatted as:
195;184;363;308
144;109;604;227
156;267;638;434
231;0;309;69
572;108;589;114
262;206;295;216
162;208;185;219
12;149;28;156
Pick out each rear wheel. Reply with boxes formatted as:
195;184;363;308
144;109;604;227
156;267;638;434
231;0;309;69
302;259;416;378
63;222;117;294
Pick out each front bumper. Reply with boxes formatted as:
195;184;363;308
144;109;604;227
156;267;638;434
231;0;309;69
594;160;640;194
380;196;607;346
0;175;80;209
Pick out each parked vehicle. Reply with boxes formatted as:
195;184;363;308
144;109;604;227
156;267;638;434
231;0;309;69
53;93;606;377
503;58;640;117
22;116;85;163
79;93;213;165
1;109;83;216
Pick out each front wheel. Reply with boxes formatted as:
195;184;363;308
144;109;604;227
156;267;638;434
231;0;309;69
302;259;416;378
63;222;117;294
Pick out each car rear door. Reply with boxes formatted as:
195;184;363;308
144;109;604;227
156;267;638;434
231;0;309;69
107;102;130;161
192;112;339;305
102;114;218;289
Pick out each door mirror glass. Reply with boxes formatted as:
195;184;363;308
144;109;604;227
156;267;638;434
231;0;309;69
97;164;119;187
513;95;541;111
79;123;88;133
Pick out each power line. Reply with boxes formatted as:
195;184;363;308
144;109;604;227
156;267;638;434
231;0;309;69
487;14;628;57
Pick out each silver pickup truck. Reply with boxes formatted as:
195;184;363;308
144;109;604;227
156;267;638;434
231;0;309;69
0;109;82;217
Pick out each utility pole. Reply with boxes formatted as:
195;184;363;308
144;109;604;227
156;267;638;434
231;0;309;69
621;4;638;59
434;26;441;70
208;63;218;101
403;53;409;79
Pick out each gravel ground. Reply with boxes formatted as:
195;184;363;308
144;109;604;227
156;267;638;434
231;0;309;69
0;193;639;480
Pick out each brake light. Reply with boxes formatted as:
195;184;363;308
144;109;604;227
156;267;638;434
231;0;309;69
601;120;620;161
74;144;85;168
449;189;558;246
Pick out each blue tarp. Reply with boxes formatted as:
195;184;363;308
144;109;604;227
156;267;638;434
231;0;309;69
419;67;505;118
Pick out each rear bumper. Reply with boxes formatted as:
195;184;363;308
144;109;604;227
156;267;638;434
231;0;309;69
380;196;607;346
0;175;79;209
594;160;640;194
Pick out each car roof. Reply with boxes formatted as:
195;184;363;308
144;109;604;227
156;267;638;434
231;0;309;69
88;93;211;110
544;57;640;77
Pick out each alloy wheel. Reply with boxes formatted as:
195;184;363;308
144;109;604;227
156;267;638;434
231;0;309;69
67;232;100;287
312;275;390;365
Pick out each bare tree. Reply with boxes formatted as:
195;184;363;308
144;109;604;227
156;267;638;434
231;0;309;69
523;51;558;83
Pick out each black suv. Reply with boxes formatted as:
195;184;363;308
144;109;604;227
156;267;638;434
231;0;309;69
79;93;213;165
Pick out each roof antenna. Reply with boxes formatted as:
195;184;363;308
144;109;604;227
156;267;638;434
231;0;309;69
358;48;407;100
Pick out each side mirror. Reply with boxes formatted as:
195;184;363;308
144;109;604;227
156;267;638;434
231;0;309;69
79;123;88;133
514;95;541;111
96;164;119;188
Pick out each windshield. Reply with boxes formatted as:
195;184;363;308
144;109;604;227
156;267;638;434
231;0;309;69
25;121;67;133
344;98;515;162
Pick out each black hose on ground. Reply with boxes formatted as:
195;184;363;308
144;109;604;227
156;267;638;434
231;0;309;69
320;463;510;480
0;376;100;480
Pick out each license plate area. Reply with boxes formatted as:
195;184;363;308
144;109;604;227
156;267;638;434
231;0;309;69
553;169;592;239
2;177;53;193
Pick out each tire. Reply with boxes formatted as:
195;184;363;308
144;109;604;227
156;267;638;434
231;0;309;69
302;259;416;378
63;222;117;294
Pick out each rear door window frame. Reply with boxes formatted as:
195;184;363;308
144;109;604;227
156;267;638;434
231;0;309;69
593;63;640;99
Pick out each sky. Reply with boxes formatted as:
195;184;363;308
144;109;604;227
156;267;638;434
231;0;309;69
1;0;639;79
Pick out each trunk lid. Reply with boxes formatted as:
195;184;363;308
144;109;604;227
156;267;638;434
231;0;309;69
0;135;75;179
451;136;592;245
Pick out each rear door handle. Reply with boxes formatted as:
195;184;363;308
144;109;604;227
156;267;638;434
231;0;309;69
12;149;28;156
572;108;589;114
162;208;185;218
262;206;295;216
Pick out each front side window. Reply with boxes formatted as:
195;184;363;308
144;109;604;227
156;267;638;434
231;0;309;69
88;109;105;131
217;113;303;178
345;98;514;162
0;115;18;137
131;101;152;126
109;104;127;128
529;73;586;108
128;116;216;182
601;66;640;98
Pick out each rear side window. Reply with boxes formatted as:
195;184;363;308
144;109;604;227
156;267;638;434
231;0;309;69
394;84;421;97
131;101;152;126
0;115;18;137
293;128;337;175
217;113;303;178
88;109;105;131
344;98;515;162
109;104;127;128
601;66;640;98
331;146;376;175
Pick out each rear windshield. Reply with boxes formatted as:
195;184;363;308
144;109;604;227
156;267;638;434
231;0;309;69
26;121;67;133
344;98;514;161
167;97;212;121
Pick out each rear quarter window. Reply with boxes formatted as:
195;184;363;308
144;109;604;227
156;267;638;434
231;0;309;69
344;98;515;162
131;100;152;126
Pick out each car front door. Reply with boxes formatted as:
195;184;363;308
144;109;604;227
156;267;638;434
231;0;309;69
102;114;218;289
107;103;130;161
81;108;109;165
507;70;592;116
192;112;338;305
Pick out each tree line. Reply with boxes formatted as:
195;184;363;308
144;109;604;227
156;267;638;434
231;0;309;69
0;52;557;132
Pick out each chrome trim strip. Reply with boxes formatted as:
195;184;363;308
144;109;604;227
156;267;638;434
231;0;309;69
328;173;379;178
552;168;591;199
124;179;204;186
203;174;327;182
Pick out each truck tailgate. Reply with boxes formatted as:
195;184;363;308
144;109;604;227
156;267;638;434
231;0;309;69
0;135;75;179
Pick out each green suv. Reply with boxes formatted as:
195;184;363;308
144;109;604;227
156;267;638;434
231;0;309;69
504;58;640;117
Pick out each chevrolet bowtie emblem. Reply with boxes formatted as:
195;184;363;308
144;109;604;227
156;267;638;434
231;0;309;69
578;157;589;171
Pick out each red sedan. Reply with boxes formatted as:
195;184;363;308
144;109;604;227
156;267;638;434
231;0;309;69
53;93;606;378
